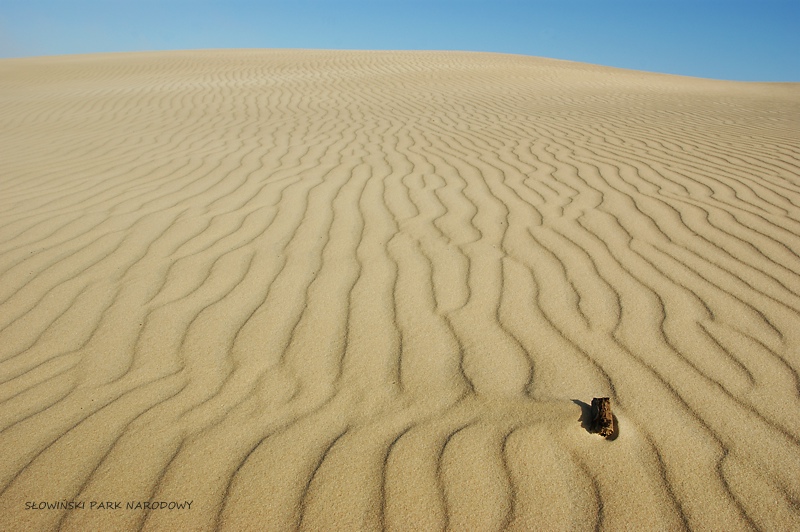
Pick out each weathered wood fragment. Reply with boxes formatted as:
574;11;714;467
590;397;613;438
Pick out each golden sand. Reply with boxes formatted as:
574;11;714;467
1;49;799;530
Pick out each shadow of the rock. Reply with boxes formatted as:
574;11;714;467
572;399;592;431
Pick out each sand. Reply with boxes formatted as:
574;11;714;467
1;49;799;531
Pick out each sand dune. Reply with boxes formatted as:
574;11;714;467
1;49;799;530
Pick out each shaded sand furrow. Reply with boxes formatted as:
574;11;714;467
570;133;800;247
576;120;800;224
532;192;792;528
583;235;799;523
566;142;800;305
500;224;744;528
565;108;797;186
605;113;800;183
0;85;228;204
2;50;800;531
528;102;791;177
538;133;800;343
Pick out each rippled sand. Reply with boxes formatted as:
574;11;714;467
1;50;799;531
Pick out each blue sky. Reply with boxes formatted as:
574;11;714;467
1;1;798;81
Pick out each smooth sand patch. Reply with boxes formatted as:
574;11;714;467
1;49;799;530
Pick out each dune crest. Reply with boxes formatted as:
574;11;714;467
1;49;799;530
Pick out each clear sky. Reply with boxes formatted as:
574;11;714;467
1;0;798;82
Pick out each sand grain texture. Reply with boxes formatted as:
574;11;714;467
1;50;799;531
